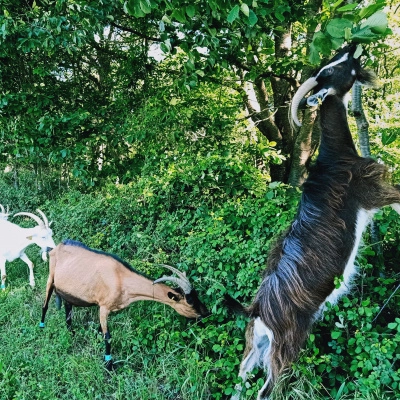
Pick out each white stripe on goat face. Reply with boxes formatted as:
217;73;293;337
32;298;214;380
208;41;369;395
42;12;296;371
315;53;349;79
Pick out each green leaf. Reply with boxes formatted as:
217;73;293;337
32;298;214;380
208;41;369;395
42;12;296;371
160;42;169;53
312;32;332;56
360;11;388;34
171;9;187;23
382;129;398;146
331;37;344;49
358;3;385;20
326;18;353;39
350;27;378;43
331;331;341;339
248;10;258;26
125;0;146;17
241;3;249;17
331;0;344;9
139;0;152;14
353;44;363;59
344;27;352;40
337;3;358;12
186;5;196;18
308;43;320;65
227;5;240;23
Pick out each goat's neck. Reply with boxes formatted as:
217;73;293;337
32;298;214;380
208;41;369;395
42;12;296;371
122;271;176;305
19;226;40;244
318;95;358;162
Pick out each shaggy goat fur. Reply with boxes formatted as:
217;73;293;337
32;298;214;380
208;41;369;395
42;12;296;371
230;45;400;399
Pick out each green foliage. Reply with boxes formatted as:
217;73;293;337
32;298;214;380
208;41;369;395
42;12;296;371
309;1;390;64
0;1;399;399
2;137;400;398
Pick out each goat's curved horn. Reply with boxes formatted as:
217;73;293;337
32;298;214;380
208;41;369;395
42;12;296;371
159;264;188;280
290;77;318;128
0;204;5;213
153;264;192;294
36;209;50;228
14;212;44;227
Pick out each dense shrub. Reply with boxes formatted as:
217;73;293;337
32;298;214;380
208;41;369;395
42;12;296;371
0;149;400;399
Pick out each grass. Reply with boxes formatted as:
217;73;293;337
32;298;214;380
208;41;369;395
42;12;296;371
0;256;214;400
1;253;399;400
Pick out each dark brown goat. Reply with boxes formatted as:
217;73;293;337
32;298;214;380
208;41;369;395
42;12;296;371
40;240;209;369
229;45;400;399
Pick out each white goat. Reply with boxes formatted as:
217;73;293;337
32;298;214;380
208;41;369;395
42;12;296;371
0;209;56;288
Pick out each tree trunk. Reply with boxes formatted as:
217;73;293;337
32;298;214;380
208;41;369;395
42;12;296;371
287;108;319;186
351;82;381;256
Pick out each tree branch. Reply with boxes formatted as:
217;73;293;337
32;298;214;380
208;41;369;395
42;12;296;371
110;22;160;42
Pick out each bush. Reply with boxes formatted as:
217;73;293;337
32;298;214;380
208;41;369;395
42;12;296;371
0;148;400;399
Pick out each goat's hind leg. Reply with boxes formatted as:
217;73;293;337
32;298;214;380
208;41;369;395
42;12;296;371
65;301;73;331
99;306;113;371
0;258;6;290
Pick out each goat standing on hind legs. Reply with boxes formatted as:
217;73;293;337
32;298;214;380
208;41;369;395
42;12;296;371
40;240;209;370
229;44;400;400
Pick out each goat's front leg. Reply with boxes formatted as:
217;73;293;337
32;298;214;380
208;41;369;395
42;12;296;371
0;258;6;289
65;301;73;331
391;203;400;215
40;278;54;328
20;253;35;288
100;306;113;371
232;318;272;400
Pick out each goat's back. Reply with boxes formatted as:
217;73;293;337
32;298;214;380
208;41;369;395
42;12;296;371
50;243;126;308
0;220;30;259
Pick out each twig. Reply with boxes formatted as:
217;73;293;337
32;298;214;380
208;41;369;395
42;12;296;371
373;283;400;322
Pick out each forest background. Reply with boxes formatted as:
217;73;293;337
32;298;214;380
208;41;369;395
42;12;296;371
0;0;400;399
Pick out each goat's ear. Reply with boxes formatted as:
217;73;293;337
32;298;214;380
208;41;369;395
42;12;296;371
168;292;182;302
26;236;33;240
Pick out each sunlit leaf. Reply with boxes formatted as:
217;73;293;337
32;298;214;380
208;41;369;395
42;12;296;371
360;11;388;34
240;3;249;17
326;18;353;39
337;3;358;12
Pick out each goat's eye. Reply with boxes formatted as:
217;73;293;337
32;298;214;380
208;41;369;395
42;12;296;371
322;67;334;76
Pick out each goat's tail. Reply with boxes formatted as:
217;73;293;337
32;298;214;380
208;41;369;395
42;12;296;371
223;294;251;317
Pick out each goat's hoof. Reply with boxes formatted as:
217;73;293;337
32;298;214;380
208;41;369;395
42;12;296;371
105;360;114;371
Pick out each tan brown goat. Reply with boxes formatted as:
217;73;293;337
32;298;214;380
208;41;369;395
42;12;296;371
40;239;209;369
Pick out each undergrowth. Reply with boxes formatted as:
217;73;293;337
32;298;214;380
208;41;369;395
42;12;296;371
0;154;399;399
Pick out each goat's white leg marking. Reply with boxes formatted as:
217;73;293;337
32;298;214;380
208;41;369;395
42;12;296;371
0;257;6;289
320;209;374;314
232;318;272;400
20;253;35;288
391;203;400;215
